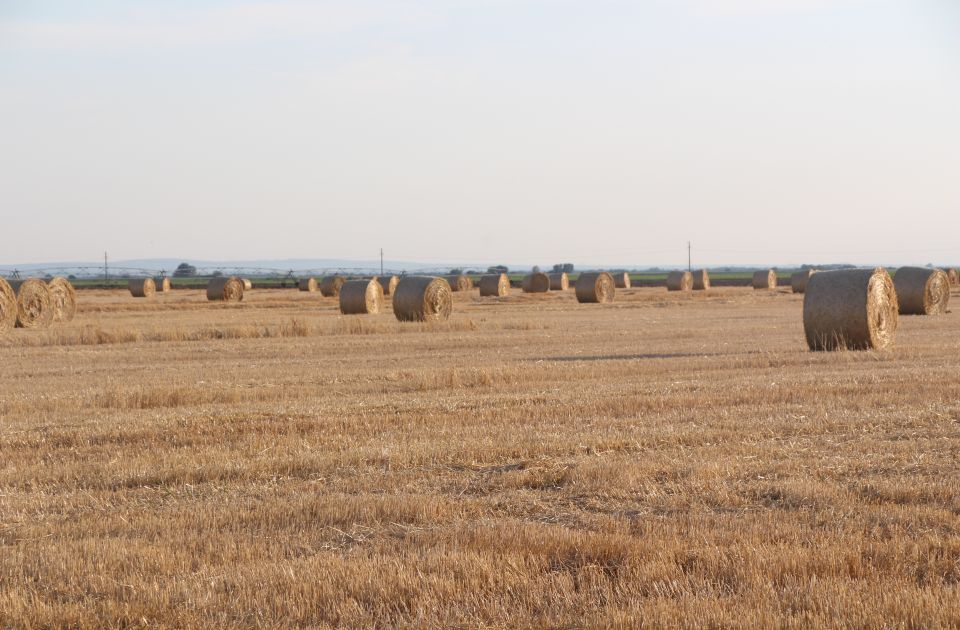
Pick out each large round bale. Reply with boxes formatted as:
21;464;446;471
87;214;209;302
576;272;616;303
479;273;510;297
207;276;244;302
378;275;400;296
47;277;77;323
242;278;253;290
666;271;693;292
522;272;550;293
791;269;817;294
320;275;346;297
752;270;777;290
547;272;569;291
10;278;53;329
0;278;17;335
803;268;898;351
692;269;710;291
129;278;155;298
298;277;318;292
893;267;950;315
339;279;383;315
614;272;631;289
393;276;452;322
445;275;473;292
154;277;171;293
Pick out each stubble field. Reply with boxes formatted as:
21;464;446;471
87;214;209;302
1;285;958;627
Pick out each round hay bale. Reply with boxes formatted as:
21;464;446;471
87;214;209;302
129;278;155;298
692;269;710;290
946;268;959;286
576;272;616;303
48;277;77;323
378;275;400;296
791;270;817;294
242;278;253;290
393;276;452;322
803;268;898;351
0;278;17;335
320;275;346;297
298;277;318;292
666;271;693;292
207;276;244;302
522;272;550;293
445;275;473;292
548;273;569;291
10;278;53;329
339;279;384;315
752;270;777;290
614;272;631;289
893;267;950;315
154;277;171;293
479;273;510;297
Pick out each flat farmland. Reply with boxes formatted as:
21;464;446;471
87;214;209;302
1;286;959;627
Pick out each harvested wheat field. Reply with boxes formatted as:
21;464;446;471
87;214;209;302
1;285;959;627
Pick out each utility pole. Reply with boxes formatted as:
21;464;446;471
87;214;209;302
687;242;691;272
380;248;384;277
104;252;108;282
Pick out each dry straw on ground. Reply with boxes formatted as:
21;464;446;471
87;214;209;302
803;268;898;351
129;278;156;298
393;276;452;322
575;272;615;303
479;274;510;297
242;279;253;290
666;271;693;292
206;277;245;302
446;275;473;292
522;273;550;293
378;276;400;296
752;270;777;290
692;269;710;290
0;278;16;334
548;272;569;291
11;278;54;329
894;267;950;315
791;270;817;294
298;277;318;292
47;277;77;323
339;279;384;315
613;272;631;288
320;275;346;297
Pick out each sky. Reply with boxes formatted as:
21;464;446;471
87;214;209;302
1;0;958;269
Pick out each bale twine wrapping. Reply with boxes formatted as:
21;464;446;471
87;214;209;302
803;268;898;351
378;275;400;296
320;275;346;297
791;270;817;294
339;279;384;315
10;278;53;329
947;268;959;286
752;270;777;290
445;275;473;292
614;272;631;289
479;273;510;297
242;278;253;290
48;277;77;323
692;269;710;290
666;271;693;292
0;278;16;335
129;278;156;298
522;272;550;293
207;276;244;302
393;276;453;322
548;273;569;291
893;267;950;315
576;272;616;303
154;277;171;293
298;277;318;292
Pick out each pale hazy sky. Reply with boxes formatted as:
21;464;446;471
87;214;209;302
1;0;958;268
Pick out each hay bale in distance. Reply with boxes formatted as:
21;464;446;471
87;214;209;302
803;268;898;351
522;272;550;293
298;277;318;292
47;277;77;323
154;277;171;293
548;272;569;291
666;271;693;292
10;278;53;329
752;270;777;290
242;278;253;290
207;276;245;302
129;278;156;298
614;272;631;289
445;275;473;292
320;275;346;297
692;269;710;291
393;276;453;322
576;272;616;303
479;273;510;297
339;279;384;315
378;275;400;296
791;270;817;294
893;267;950;315
946;268;959;286
0;278;16;335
